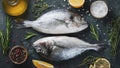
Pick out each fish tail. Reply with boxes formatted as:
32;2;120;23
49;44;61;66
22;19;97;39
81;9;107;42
23;20;33;27
96;43;109;51
15;20;33;29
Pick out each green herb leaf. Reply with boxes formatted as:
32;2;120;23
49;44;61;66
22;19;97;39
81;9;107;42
32;0;50;19
90;24;99;41
108;17;120;56
0;16;11;54
25;32;37;40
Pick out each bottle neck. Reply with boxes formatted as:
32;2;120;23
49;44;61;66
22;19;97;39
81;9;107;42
7;0;19;6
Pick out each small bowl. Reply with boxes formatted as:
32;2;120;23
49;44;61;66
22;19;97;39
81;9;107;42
9;46;28;64
90;1;108;18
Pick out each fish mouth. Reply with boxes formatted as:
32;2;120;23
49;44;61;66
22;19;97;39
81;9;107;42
82;22;88;28
82;21;88;25
32;45;42;53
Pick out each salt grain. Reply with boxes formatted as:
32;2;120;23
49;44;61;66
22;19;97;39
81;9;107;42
86;11;89;14
82;9;84;11
88;13;91;16
78;10;80;12
104;39;107;41
97;27;100;30
96;24;99;27
81;14;83;17
53;5;56;7
103;33;106;35
64;0;66;2
63;5;66;7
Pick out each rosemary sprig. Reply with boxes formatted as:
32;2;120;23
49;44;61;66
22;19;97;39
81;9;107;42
0;16;11;54
25;32;37;40
109;17;120;56
90;24;99;41
80;55;99;66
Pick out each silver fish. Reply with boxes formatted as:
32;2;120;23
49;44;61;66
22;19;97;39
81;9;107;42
23;9;88;34
33;36;105;61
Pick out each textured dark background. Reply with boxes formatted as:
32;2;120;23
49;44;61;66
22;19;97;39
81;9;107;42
0;0;120;68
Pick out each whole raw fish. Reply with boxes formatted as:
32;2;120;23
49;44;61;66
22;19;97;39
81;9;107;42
33;36;106;61
23;9;88;34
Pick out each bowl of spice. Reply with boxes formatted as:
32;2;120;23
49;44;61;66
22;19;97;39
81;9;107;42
9;45;28;64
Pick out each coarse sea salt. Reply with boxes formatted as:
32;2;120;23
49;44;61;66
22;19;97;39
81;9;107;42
90;1;108;18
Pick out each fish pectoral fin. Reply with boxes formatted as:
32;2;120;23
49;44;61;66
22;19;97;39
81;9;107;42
54;19;69;27
52;40;67;49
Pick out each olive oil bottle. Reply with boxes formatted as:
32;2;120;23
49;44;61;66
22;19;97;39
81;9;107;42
3;0;28;16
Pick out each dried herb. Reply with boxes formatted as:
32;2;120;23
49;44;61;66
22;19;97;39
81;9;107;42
108;17;120;56
32;0;50;19
0;16;11;54
90;24;99;41
80;55;99;66
25;32;37;40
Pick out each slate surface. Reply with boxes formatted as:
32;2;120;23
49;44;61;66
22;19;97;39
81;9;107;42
0;0;120;68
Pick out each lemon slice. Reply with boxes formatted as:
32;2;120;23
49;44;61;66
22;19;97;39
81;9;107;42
68;0;85;8
89;58;110;68
32;60;54;68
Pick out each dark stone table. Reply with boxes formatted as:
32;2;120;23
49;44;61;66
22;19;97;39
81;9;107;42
0;0;120;68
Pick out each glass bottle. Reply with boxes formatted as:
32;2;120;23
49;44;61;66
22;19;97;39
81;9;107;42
3;0;28;16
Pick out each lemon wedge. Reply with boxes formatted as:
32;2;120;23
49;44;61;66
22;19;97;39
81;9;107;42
32;60;54;68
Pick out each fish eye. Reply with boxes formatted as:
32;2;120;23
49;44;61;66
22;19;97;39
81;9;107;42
38;48;42;51
39;49;42;51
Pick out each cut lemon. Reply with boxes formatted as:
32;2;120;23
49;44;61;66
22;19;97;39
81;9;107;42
89;58;110;68
68;0;85;8
32;60;54;68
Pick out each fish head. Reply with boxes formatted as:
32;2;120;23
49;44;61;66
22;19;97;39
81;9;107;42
67;12;88;28
33;40;53;56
